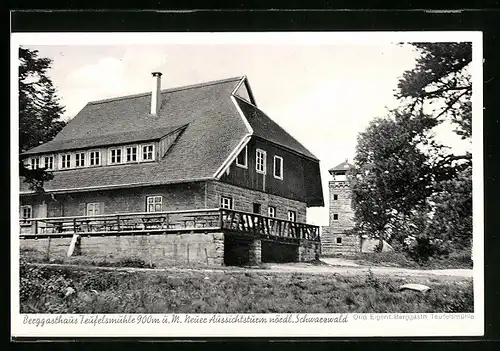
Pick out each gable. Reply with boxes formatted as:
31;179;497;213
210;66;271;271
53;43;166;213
233;79;252;104
233;96;318;160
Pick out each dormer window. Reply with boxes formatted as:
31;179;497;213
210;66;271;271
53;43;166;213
236;146;248;168
30;157;40;170
142;144;154;161
61;154;71;169
43;156;54;170
75;152;85;167
110;148;122;164
126;146;138;162
89;151;101;166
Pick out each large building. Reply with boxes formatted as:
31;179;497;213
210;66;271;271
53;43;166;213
19;73;324;266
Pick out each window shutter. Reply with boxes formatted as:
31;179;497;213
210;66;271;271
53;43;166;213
79;203;86;216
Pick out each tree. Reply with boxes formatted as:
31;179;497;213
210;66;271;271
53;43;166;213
351;113;435;248
19;47;66;192
351;42;473;256
397;42;472;140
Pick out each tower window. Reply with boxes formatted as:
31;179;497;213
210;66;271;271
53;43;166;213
333;214;339;221
333;194;338;200
336;237;342;245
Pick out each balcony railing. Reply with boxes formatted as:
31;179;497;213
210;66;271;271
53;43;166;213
220;209;320;241
19;208;320;242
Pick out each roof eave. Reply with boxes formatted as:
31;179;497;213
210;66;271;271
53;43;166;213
19;177;216;196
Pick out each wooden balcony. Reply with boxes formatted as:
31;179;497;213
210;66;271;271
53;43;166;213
19;208;320;242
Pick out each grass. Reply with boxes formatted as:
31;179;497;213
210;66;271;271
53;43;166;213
19;260;474;314
327;250;473;270
20;248;157;268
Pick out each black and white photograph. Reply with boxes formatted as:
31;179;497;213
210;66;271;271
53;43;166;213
11;31;483;338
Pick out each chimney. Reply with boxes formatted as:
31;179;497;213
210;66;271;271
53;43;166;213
150;72;162;115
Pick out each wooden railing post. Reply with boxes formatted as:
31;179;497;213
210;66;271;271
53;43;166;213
116;215;121;232
73;218;77;233
219;209;224;229
33;219;38;235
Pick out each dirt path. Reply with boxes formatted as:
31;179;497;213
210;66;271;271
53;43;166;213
30;258;473;281
264;258;473;280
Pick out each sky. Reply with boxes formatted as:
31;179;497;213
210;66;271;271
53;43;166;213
23;40;471;226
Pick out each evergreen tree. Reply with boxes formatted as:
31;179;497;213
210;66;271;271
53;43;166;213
19;47;66;192
351;42;473;256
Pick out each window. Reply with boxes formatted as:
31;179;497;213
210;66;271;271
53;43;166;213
30;157;40;170
256;149;266;174
333;194;338;200
126;146;138;162
43;156;54;170
142;144;154;161
288;210;296;222
20;205;32;225
86;203;101;216
75;152;85;167
89;151;101;166
253;203;261;214
236;146;248;168
61;154;71;169
333;214;339;221
146;196;163;212
274;155;283;180
336;237;343;245
220;196;233;209
268;206;276;218
110;148;122;164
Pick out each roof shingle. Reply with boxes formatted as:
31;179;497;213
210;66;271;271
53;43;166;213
20;76;322;196
234;97;318;160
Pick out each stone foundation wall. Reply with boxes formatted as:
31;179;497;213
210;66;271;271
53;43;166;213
321;226;360;256
20;232;225;267
298;240;320;261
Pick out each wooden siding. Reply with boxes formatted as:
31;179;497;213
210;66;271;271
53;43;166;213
220;138;312;203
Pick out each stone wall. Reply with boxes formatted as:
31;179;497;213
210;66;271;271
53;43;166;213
321;226;361;256
20;232;225;267
20;182;207;218
208;181;307;222
298;239;320;261
328;181;354;228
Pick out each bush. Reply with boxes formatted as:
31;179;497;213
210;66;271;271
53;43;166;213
19;258;74;303
117;257;154;268
405;236;451;264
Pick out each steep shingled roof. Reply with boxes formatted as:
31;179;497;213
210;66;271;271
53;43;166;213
234;97;318;160
20;76;321;196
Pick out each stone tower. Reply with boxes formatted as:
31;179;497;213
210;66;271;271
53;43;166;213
321;159;361;256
